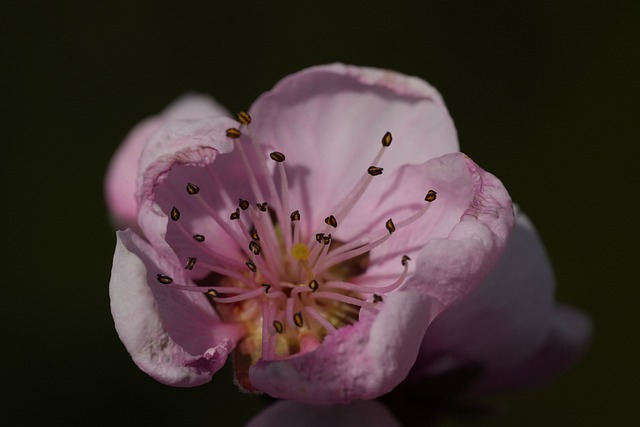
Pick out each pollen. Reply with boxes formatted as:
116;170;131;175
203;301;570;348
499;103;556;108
291;243;311;261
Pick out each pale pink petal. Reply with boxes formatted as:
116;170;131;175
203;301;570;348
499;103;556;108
414;209;555;380
105;94;228;230
248;63;458;232
109;229;244;387
245;400;402;427
249;290;441;404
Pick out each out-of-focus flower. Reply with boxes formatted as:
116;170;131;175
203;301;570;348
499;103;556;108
245;400;402;427
106;63;516;403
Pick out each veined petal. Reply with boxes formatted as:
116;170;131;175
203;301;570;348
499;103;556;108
248;290;441;404
245;400;402;427
109;230;243;386
105;94;228;230
249;63;458;230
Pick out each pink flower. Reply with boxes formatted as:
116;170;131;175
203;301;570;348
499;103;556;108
106;63;516;404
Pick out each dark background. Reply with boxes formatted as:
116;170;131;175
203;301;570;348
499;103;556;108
3;1;638;425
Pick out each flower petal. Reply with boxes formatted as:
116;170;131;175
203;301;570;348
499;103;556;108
105;94;228;230
245;400;402;427
248;290;441;404
110;229;243;386
249;63;458;231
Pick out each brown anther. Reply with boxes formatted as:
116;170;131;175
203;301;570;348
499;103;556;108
401;255;411;266
249;241;261;255
239;199;250;210
230;208;240;220
262;283;271;294
226;128;241;138
250;227;260;241
193;234;205;242
256;202;268;212
367;166;384;176
185;257;197;270
186;183;200;195
273;320;284;334
324;215;337;228
425;190;437;202
290;210;301;222
293;311;304;328
156;274;173;285
373;294;383;303
270;151;286;162
206;289;219;298
246;261;257;272
385;218;396;234
322;234;332;245
170;207;180;221
382;131;393;147
315;233;325;244
237;111;252;125
308;279;319;292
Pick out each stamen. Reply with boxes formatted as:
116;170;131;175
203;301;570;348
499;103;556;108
250;227;260;241
385;218;396;234
373;294;383;303
249;241;261;255
315;233;324;244
325;256;409;294
304;306;338;334
293;311;304;328
308;279;319;292
237;111;252;125
311;291;373;308
207;289;219;298
425;189;437;202
230;208;240;220
290;210;301;222
324;215;338;228
170;207;181;221
269;151;286;162
367;166;384;176
156;274;173;285
273;320;284;334
402;255;411;266
226;128;241;139
186;183;200;195
256;202;268;212
262;283;272;294
211;287;266;303
246;261;257;272
193;234;205;242
239;199;250;210
185;257;197;270
381;131;392;147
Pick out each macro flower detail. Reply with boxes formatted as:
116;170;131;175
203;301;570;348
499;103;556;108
107;64;515;403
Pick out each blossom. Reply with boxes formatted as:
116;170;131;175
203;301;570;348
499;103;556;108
106;63;515;404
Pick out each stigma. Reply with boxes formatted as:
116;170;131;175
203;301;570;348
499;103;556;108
156;111;438;363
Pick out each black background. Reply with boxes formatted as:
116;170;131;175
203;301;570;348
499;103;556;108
3;1;638;425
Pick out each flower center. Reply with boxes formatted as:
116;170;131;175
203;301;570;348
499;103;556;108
154;111;438;374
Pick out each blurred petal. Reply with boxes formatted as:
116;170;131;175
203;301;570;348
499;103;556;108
245;400;402;427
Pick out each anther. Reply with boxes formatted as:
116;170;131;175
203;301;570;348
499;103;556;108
206;289;219;298
186;183;200;195
262;283;271;294
246;261;257;272
185;257;197;270
237;111;252;125
325;215;338;228
385;218;396;234
156;274;173;285
170;207;181;221
290;210;301;222
270;151;286;162
401;255;411;266
322;234;332;245
308;279;319;292
193;234;205;242
226;128;241;138
373;294;383;303
239;199;250;210
315;233;325;244
382;131;393;147
249;241;261;255
250;227;260;241
273;320;284;334
425;189;437;202
230;208;240;220
256;202;268;212
293;311;304;328
367;166;384;176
